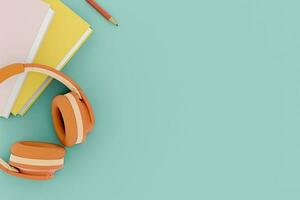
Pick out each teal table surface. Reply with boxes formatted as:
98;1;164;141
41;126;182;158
1;0;300;199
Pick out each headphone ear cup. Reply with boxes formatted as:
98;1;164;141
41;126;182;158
9;141;65;178
52;92;91;147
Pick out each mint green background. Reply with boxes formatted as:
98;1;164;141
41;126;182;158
1;0;300;199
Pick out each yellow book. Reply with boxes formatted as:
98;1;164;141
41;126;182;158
12;0;92;115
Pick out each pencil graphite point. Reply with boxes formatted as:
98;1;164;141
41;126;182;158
109;17;119;26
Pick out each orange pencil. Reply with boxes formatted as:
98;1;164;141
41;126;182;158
86;0;118;26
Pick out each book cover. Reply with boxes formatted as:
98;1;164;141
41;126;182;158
0;0;53;118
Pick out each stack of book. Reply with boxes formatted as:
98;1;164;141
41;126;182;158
0;0;92;118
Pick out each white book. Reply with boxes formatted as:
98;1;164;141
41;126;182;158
0;0;54;118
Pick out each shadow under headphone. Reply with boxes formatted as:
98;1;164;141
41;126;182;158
0;63;95;180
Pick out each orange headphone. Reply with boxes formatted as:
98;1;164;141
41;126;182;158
0;63;95;180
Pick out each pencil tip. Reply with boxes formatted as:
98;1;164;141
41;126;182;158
109;17;119;26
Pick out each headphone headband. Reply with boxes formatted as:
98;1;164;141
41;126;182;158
24;64;83;99
0;63;82;98
0;63;95;126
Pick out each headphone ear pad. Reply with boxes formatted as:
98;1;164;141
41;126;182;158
52;92;91;147
9;141;65;178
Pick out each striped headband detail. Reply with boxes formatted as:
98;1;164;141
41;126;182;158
25;67;82;99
